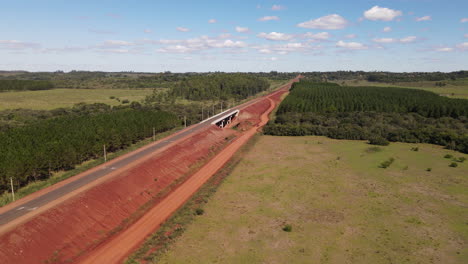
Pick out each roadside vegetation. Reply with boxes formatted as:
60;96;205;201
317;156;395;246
154;136;467;264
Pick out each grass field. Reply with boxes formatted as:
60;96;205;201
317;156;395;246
336;79;468;99
157;136;467;264
0;88;155;110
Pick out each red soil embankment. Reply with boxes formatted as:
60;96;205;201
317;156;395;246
0;127;236;264
79;97;278;264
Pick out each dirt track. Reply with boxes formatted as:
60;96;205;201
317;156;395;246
79;97;277;263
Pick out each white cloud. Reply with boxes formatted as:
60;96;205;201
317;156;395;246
144;29;152;33
259;48;272;54
363;6;402;21
176;27;190;32
400;36;417;43
257;32;293;41
345;34;357;39
416;16;431;22
461;18;468;23
435;47;454;52
0;40;40;50
155;36;248;53
373;38;397;43
100;49;130;54
271;5;285;11
336;40;368;50
465;34;468;38
383;26;392;32
235;26;250;33
208;19;217;24
103;40;134;46
258;16;280;21
372;36;418;44
457;42;468;50
297;14;348;30
303;32;331;40
270;57;278;61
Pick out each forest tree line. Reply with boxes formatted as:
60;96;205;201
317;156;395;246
0;80;54;92
266;81;468;153
0;109;178;191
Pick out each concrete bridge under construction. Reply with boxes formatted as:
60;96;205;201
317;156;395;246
211;109;239;128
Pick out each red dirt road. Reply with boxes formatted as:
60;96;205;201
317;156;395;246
79;97;278;264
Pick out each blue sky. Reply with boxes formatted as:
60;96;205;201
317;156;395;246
0;0;467;72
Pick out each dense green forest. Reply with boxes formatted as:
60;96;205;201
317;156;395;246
169;73;270;101
0;109;178;191
0;80;54;92
266;81;468;153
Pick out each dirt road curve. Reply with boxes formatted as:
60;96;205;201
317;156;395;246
78;98;277;264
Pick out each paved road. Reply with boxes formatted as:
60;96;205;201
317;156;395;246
0;107;242;226
0;79;292;227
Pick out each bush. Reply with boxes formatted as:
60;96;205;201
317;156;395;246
449;162;458;168
411;147;419;151
379;157;395;168
455;157;466;163
122;99;130;104
109;96;115;99
426;168;432;172
444;154;453;159
369;137;390;146
366;146;382;153
195;208;204;215
282;224;292;232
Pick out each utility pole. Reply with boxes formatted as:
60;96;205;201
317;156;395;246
103;144;107;162
201;107;204;120
212;104;215;116
153;127;156;141
184;116;187;128
10;177;15;201
220;102;223;112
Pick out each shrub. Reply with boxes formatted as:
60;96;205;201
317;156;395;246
366;146;382;153
282;224;292;232
444;154;453;159
379;157;395;168
426;168;432;172
411;147;419;151
122;99;130;104
109;96;115;99
449;162;458;168
455;157;466;163
195;208;204;215
369;137;389;146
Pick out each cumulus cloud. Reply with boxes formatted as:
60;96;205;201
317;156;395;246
383;26;392;32
461;18;468;23
457;42;468;50
176;27;190;32
345;34;357;39
155;36;248;53
297;14;348;30
257;32;293;41
336;40;368;50
303;32;331;40
254;42;319;55
363;6;402;21
208;19;217;24
434;47;454;52
416;16;431;22
144;29;152;33
400;36;417;43
0;40;41;50
372;36;418;44
235;26;250;33
102;40;134;47
258;16;280;21
271;5;285;11
373;38;397;43
465;34;468;38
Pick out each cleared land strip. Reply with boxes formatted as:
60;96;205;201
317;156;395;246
79;97;276;263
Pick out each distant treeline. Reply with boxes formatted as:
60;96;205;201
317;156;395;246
170;73;270;101
0;80;54;92
0;109;178;191
301;71;468;82
277;82;468;118
266;81;468;153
